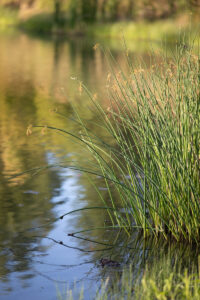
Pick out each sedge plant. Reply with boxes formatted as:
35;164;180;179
29;42;200;243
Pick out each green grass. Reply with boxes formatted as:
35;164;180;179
85;43;200;242
88;44;199;242
86;20;184;41
31;40;200;243
86;21;200;52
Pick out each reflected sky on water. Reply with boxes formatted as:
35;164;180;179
0;31;196;300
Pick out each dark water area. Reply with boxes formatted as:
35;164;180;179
0;31;198;300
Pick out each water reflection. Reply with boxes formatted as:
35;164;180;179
0;32;111;299
0;70;61;288
0;31;194;300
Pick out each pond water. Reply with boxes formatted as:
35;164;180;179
0;31;198;300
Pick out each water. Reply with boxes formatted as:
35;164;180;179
0;31;136;300
0;31;197;300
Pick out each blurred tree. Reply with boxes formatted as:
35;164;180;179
186;0;196;9
0;0;198;24
81;0;97;22
98;0;106;21
127;0;135;19
107;0;120;21
68;0;77;26
1;0;34;9
189;0;200;6
53;0;62;25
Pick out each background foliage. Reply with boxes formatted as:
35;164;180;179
1;0;200;24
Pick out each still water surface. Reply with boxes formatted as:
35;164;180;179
0;31;140;300
0;31;195;300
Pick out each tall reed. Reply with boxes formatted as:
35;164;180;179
32;43;200;243
76;44;200;242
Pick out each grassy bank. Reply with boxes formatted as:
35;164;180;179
0;6;197;44
86;20;188;41
19;14;197;43
0;6;199;47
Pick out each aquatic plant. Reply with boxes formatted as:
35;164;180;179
30;40;200;243
96;258;200;300
58;253;200;300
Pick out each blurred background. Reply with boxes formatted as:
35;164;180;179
0;1;199;300
0;0;199;37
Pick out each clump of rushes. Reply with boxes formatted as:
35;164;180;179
31;42;200;243
76;44;200;243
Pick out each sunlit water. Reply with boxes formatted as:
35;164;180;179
0;31;197;300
